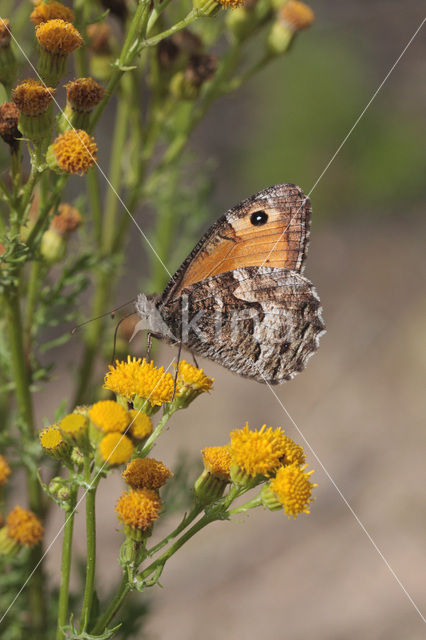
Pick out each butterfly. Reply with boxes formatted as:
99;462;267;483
136;183;325;385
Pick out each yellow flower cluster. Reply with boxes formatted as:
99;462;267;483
104;357;213;410
99;433;134;466
123;457;172;490
116;488;162;537
89;401;129;433
35;19;82;55
104;357;175;407
6;506;43;546
50;129;98;175
269;464;316;518
201;445;232;480
203;423;315;518
88;400;153;466
230;423;287;478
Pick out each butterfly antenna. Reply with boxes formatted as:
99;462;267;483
111;312;136;364
71;298;136;335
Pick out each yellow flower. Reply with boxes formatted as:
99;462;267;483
40;426;70;460
59;413;87;439
65;77;105;113
12;79;54;116
50;203;82;235
40;426;63;450
48;129;98;175
128;410;153;440
201;445;231;480
89;400;129;433
30;1;75;25
6;506;43;546
279;1;315;32
104;357;174;408
195;445;231;504
116;488;162;537
269;463;316;518
230;423;287;479
123;458;172;490
174;360;213;407
0;455;11;487
99;433;134;466
281;435;305;466
35;19;82;55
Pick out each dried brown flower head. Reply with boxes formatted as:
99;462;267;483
65;77;105;112
0;102;20;150
30;1;74;26
50;203;82;234
12;79;54;115
87;23;112;54
185;53;217;88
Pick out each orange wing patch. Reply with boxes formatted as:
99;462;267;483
173;202;307;296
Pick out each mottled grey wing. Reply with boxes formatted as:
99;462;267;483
159;266;325;384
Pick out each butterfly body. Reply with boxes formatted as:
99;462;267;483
136;184;325;384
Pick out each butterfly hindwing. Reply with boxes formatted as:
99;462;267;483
159;266;325;384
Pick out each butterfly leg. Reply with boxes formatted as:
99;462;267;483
191;352;199;368
172;341;182;401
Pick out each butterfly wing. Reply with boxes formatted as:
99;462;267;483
159;266;325;384
161;183;311;305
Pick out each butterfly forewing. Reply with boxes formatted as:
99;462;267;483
161;183;311;303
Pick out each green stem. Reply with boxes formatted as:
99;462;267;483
3;288;46;635
24;260;42;355
89;0;151;132
143;9;199;48
148;503;203;556
229;494;262;515
73;92;131;405
138;511;214;584
101;88;130;253
56;490;77;640
26;175;68;248
74;0;89;77
91;575;130;635
79;462;100;631
86;167;103;242
72;271;111;405
139;408;175;456
226;53;274;92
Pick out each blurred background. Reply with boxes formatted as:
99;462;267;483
8;0;426;638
